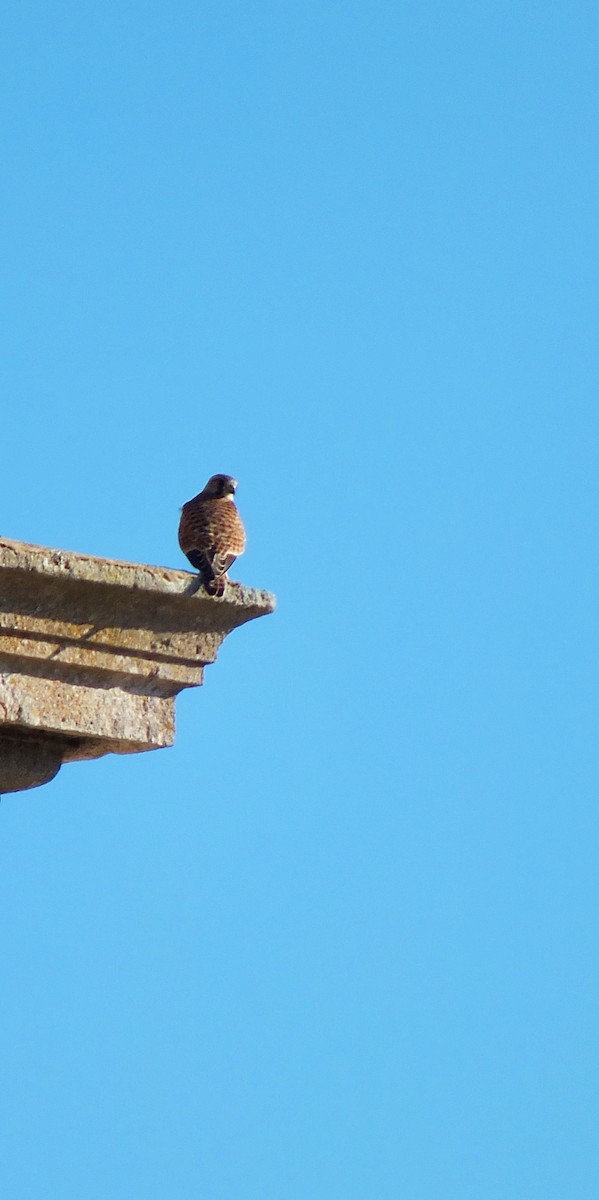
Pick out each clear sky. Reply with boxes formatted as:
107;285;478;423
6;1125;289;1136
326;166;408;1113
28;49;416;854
1;2;597;1197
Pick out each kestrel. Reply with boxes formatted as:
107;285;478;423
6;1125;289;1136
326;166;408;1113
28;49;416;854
178;474;246;596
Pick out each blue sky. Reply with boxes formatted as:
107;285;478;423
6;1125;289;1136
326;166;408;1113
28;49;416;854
1;2;598;1196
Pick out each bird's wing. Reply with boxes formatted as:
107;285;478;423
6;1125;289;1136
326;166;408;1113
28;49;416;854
212;550;237;577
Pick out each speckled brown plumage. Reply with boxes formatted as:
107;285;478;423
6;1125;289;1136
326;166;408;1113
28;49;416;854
178;474;246;596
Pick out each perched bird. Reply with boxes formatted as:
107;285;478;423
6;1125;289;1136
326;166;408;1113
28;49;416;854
178;473;246;596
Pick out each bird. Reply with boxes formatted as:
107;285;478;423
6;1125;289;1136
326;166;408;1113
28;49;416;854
178;474;246;596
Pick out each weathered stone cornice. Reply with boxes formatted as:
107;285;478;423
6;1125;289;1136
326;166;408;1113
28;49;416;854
0;538;275;793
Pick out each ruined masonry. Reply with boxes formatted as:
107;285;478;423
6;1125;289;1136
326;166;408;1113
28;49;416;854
0;538;275;794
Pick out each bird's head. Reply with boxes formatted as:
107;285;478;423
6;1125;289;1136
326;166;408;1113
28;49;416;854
202;474;238;500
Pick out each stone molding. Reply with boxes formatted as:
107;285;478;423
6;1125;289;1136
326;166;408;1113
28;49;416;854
0;538;275;793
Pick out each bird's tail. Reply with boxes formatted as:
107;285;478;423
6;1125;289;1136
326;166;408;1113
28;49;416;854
184;549;225;596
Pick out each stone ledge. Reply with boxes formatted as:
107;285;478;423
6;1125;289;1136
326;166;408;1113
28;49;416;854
0;537;275;793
